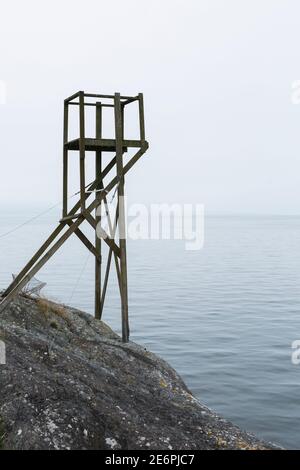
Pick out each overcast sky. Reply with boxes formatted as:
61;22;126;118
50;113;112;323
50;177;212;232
0;0;300;214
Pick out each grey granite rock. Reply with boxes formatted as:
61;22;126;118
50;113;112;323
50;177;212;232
0;293;275;450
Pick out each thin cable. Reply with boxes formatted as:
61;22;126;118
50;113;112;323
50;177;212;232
0;171;119;240
68;252;90;303
110;182;120;203
0;201;62;240
74;179;98;196
0;193;78;240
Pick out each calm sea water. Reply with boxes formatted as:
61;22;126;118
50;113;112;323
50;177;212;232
1;211;300;449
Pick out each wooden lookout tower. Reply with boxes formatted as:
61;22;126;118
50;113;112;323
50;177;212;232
0;91;149;342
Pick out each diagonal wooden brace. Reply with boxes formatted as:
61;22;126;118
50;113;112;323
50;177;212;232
83;211;121;258
0;143;148;313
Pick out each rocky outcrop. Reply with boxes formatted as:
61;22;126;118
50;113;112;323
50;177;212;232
0;293;274;450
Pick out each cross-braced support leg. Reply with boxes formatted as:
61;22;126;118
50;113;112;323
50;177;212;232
0;131;148;343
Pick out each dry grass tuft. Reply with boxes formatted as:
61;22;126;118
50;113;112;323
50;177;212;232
36;298;72;326
0;330;6;341
37;298;51;319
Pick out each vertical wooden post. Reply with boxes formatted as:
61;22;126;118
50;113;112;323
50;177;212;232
114;93;129;342
63;101;69;217
79;91;86;211
95;102;102;319
138;93;145;142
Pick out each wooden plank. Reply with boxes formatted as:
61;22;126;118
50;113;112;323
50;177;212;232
85;155;116;194
95;102;102;320
63;101;69;217
65;91;81;103
69;102;114;108
138;93;146;142
59;213;82;222
102;197;121;287
68;224;100;260
84;93;134;100
2;223;66;297
123;142;148;174
122;96;139;106
115;92;130;343
1;144;148;307
100;204;120;318
84;145;148;214
90;104;122;314
84;211;121;258
66;138;142;151
65;92;135;102
2;155;117;298
0;220;84;313
69;102;97;107
79;91;86;211
100;248;113;318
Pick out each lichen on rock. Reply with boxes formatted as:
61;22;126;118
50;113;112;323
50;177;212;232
0;293;275;450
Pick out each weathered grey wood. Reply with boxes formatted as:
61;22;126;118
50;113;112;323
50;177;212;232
69;102;97;107
2;223;66;297
123;142;148;174
65;91;81;103
122;96;139;105
1;91;149;345
91;127;122;309
63;101;69;217
3;154;130;302
84;93;133;100
81;145;147;207
99;104;115;108
60;213;82;222
84;93;116;99
86;155;116;193
0;164;144;319
69;102;114;108
100;249;113;318
60;153;116;221
79;91;86;211
115;92;129;343
3;145;147;302
0;220;84;313
66;138;141;151
100;205;120;318
84;211;121;258
95;102;102;320
138;93;145;142
102;197;121;287
3;155;118;298
68;224;100;261
88;146;148;205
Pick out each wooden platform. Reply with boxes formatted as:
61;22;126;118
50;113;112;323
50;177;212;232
66;138;145;152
